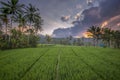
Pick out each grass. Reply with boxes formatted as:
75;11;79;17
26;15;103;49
0;45;120;80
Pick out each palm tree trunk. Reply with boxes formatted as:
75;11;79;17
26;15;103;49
5;21;8;40
108;40;110;48
8;17;13;44
35;30;37;36
96;39;99;47
28;22;31;45
11;17;13;29
22;27;24;33
93;38;96;47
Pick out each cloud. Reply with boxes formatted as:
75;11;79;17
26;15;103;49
61;15;71;22
76;4;82;9
81;7;101;25
99;0;120;29
53;0;120;38
99;0;120;19
74;13;81;20
87;0;93;6
53;7;101;38
74;10;84;21
101;15;120;29
53;22;85;37
52;28;71;38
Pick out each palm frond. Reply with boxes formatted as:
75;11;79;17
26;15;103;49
0;1;11;7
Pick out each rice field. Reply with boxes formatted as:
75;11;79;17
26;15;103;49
0;45;120;80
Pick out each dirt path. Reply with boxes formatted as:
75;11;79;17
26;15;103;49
55;48;61;80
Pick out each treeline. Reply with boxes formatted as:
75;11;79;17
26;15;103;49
0;0;43;50
87;26;120;48
43;26;120;49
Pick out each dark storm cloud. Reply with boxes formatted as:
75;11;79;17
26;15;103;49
53;28;70;38
53;0;120;37
53;22;85;38
53;7;101;37
53;23;87;38
82;0;120;25
100;0;120;19
81;7;101;25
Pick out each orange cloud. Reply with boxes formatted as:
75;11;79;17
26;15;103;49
83;32;93;38
101;15;120;29
101;21;108;28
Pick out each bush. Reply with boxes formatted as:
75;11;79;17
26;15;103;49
0;29;40;50
29;34;39;47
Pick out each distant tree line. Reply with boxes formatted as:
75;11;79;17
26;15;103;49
57;26;120;49
87;26;120;48
44;26;120;49
0;0;43;50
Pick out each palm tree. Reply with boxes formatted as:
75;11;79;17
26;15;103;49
0;1;43;49
14;14;26;32
0;0;24;28
87;26;96;46
24;4;42;44
0;8;9;35
101;28;112;47
0;20;2;30
87;26;101;46
0;20;3;36
34;16;43;35
95;26;101;46
24;4;40;28
112;30;120;48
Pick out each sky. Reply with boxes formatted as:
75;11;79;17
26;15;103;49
20;0;86;35
1;0;120;38
19;0;99;36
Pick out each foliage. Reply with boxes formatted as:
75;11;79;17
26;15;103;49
87;26;101;46
0;0;43;50
0;29;40;50
87;26;120;48
45;34;52;44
